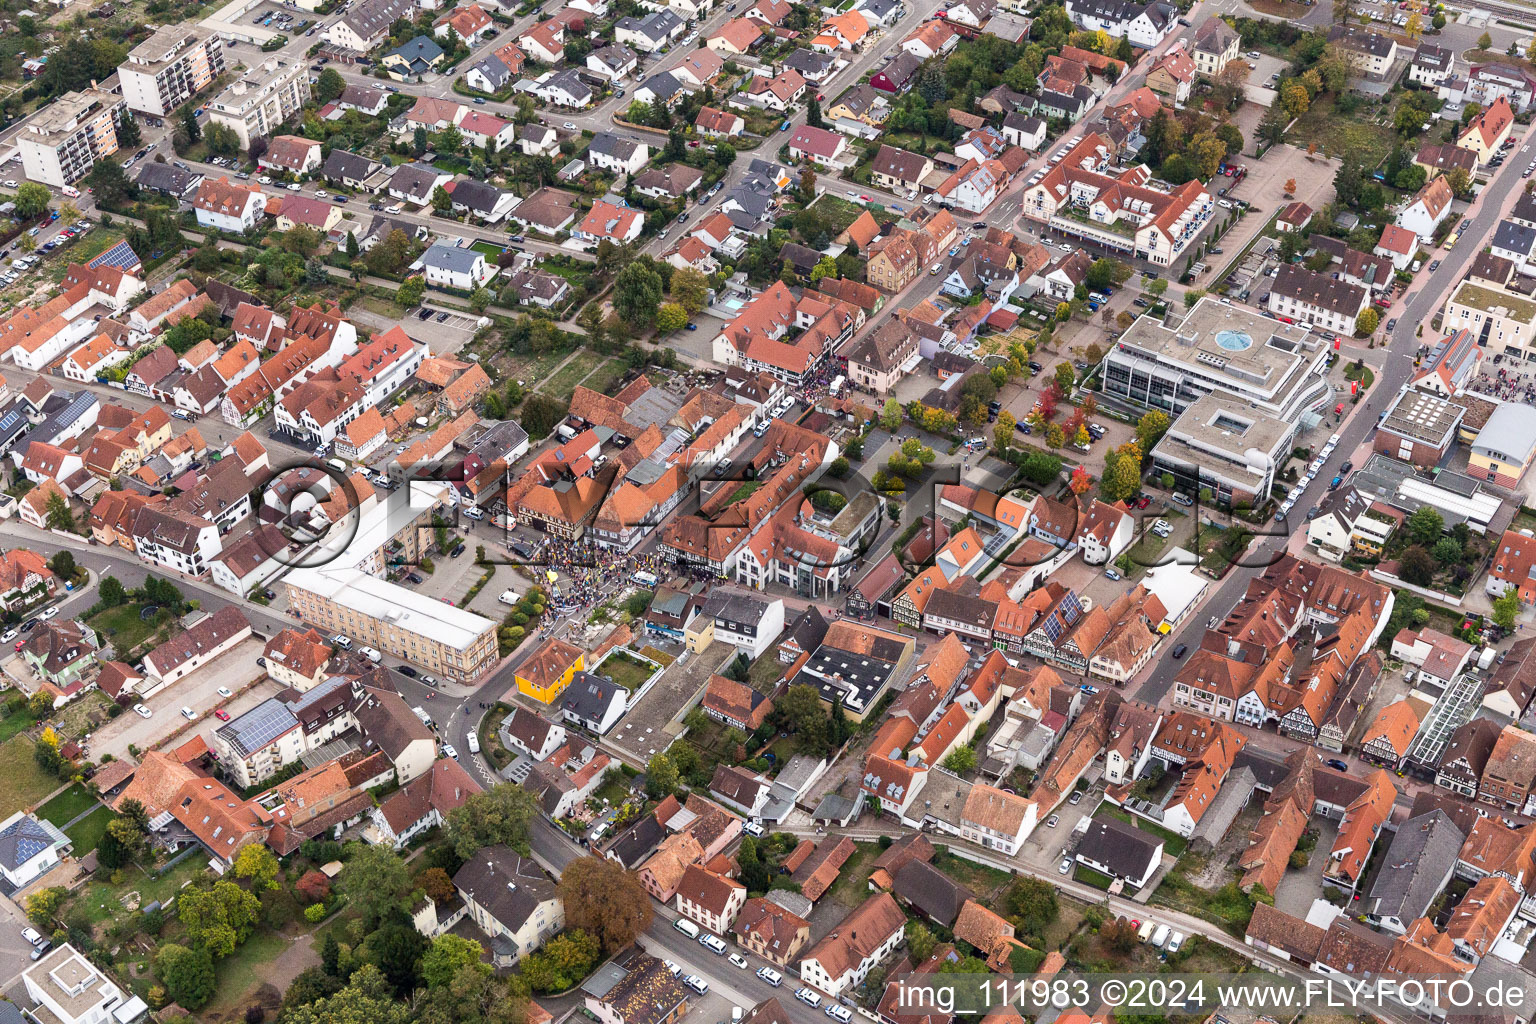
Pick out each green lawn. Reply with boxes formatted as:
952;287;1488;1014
0;707;39;745
825;841;879;909
1074;864;1114;890
931;847;1015;899
87;603;157;658
76;854;212;926
582;357;629;397
205;930;291;1016
0;737;62;819
1287;94;1397;166
37;783;100;827
539;350;605;402
598;650;655;692
471;240;507;260
64;806;116;855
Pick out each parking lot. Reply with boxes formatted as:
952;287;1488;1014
88;638;277;759
241;2;316;34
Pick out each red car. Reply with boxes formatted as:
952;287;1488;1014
214;708;231;721
13;641;23;651
1135;496;1151;509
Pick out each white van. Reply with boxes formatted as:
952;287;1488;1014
62;185;80;198
685;976;709;995
326;457;348;473
1166;932;1184;954
359;646;382;664
795;989;822;1009
700;934;727;955
466;732;480;754
757;967;783;987
674;918;701;939
412;706;434;729
499;590;521;605
1151;924;1172;949
826;1006;853;1023
465;507;485;520
22;927;44;946
1137;920;1156;943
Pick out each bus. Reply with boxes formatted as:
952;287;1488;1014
631;570;658;588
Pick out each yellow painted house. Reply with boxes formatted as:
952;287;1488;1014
515;637;585;703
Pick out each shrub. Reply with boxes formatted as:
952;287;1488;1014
304;903;327;923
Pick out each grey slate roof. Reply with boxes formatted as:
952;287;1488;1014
1364;809;1465;925
1495;218;1536;258
424;243;484;274
1076;816;1162;880
471;54;513;89
450;178;509;216
453;845;558;928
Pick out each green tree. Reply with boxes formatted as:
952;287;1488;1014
233;844;279;889
1356;307;1380;335
670;267;709;315
15;182;51;219
431;184;453;213
880;398;903;432
655;302;688;333
613;261;664;325
116;112;142;148
446;784;539;859
807;95;823;128
941;744;977;774
1479;30;1493;48
45;492;75;533
906;921;936;963
774;683;831;753
396;276;425;308
315;67;346;105
338;844;412;929
283;965;410;1024
413;125;429;156
179;103;201;142
25;887;65;928
1432;536;1463;565
178;881;261;958
1135;410;1171;452
1054;363;1075;392
1006;876;1059;933
1407;505;1445;546
88;158;134;209
1494;587;1521;630
157;944;216;1009
1100;450;1142;502
645;752;679;798
421;934;490;989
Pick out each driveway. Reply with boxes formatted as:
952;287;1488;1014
89;640;279;759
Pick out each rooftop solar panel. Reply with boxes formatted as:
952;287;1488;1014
87;240;143;273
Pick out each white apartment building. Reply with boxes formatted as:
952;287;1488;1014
24;945;142;1024
1267;266;1370;334
18;88;124;188
118;27;226;117
207;57;310;150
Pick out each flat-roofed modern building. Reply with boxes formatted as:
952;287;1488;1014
1373;387;1466;469
1150;393;1296;506
207;57;310;150
284;566;499;683
1100;297;1331;422
1442;278;1536;360
118;26;226;117
18;88;124;188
